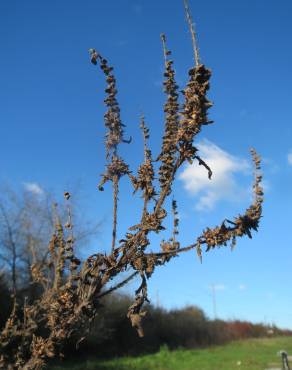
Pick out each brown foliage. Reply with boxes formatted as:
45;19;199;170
0;2;263;369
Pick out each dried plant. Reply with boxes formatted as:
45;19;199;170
0;1;263;369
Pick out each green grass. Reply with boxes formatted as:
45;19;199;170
50;336;292;370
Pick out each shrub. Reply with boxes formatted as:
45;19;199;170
0;1;263;369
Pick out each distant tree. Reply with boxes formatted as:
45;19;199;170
0;186;54;294
0;1;263;369
0;185;100;296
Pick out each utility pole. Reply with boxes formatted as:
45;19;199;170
156;289;160;308
211;284;217;319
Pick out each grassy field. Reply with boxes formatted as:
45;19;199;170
50;336;292;370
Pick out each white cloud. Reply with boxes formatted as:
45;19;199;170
212;284;226;291
288;151;292;165
239;284;247;291
23;182;44;196
179;139;250;211
261;180;271;193
117;40;128;47
262;157;279;174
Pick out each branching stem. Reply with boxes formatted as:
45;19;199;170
112;175;119;252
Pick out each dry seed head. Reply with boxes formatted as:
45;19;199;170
64;191;70;200
131;116;156;202
158;33;180;193
90;49;131;159
177;63;213;167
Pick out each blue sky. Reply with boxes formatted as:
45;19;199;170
1;0;292;329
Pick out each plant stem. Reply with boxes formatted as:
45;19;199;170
112;175;119;252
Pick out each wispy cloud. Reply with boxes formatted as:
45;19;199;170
179;139;250;211
117;40;128;48
23;182;44;196
211;284;226;291
239;284;247;291
288;151;292;165
262;157;280;174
